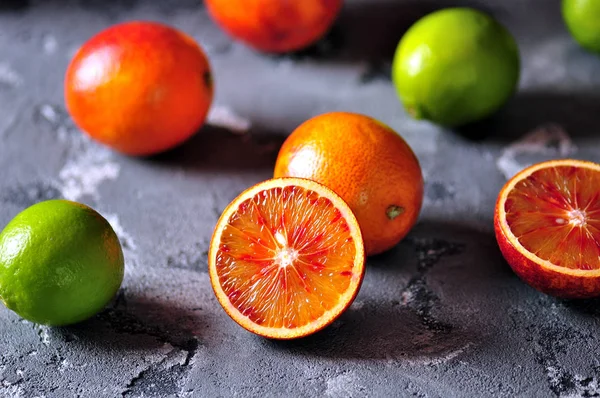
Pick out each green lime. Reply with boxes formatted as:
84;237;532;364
392;7;520;127
0;200;124;326
563;0;600;53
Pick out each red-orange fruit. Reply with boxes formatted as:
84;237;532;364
209;178;365;339
65;21;213;156
204;0;343;53
274;112;424;256
495;159;600;299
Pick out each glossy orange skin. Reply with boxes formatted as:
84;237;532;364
205;0;342;53
495;214;600;299
494;182;600;300
274;112;424;256
65;21;213;156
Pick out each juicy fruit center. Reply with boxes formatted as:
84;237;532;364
504;165;600;270
216;185;358;329
274;231;299;267
566;209;586;226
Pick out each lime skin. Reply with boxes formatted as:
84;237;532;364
0;200;124;326
563;0;600;53
392;7;520;127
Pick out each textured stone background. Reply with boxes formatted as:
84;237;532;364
1;0;599;397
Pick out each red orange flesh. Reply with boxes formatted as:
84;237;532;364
495;159;600;298
65;21;213;156
209;178;365;339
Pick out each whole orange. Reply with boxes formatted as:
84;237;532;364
204;0;343;53
65;21;213;156
274;112;424;256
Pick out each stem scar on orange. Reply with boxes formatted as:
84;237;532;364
208;178;365;339
65;21;214;156
274;112;424;256
495;159;600;299
204;0;342;53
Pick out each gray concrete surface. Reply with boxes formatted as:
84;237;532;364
1;0;600;397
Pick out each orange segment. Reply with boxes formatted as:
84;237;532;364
209;178;365;339
495;159;600;298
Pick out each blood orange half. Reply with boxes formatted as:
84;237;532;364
495;159;600;299
209;178;365;339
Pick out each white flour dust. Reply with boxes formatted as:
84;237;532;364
206;105;252;134
38;104;121;202
58;148;120;202
496;124;576;180
38;104;136;263
325;372;365;398
0;62;23;88
545;366;600;398
104;213;137;252
43;35;58;54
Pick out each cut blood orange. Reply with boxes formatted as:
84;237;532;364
209;178;365;339
495;159;600;299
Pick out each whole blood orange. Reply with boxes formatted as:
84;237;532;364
65;21;213;156
204;0;342;53
209;178;365;339
274;112;424;256
495;159;600;299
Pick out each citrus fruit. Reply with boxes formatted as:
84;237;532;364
0;200;124;325
494;159;600;299
392;7;520;127
563;0;600;53
209;178;365;339
274;112;423;256
65;21;213;156
205;0;342;53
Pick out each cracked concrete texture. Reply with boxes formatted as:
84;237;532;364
1;0;600;397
